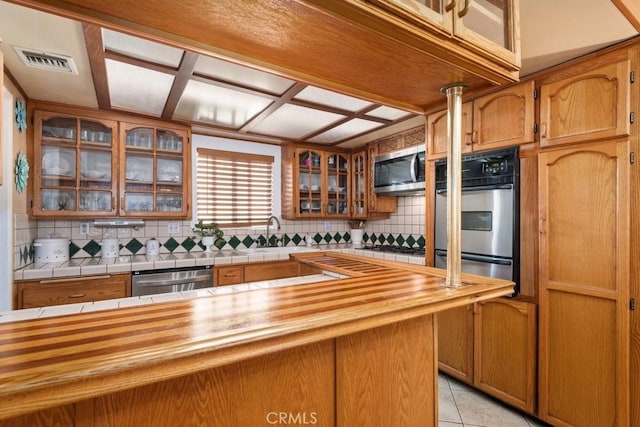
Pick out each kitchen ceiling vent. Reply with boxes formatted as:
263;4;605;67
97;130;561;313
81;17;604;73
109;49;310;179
13;47;78;74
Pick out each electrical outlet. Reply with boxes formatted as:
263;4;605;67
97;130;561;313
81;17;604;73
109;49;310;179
167;222;180;234
79;222;89;235
324;221;331;232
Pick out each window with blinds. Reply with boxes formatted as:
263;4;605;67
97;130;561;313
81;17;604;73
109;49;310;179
196;148;274;227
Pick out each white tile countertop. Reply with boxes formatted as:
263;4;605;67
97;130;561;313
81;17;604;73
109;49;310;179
14;244;426;281
3;246;425;323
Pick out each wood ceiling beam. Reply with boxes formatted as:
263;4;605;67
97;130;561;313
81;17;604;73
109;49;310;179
82;24;110;110
162;51;198;121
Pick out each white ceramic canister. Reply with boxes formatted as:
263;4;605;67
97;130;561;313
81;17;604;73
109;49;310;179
33;237;70;263
146;238;160;256
100;239;120;258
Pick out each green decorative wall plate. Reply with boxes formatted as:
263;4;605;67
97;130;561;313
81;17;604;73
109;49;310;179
15;99;27;133
15;151;29;194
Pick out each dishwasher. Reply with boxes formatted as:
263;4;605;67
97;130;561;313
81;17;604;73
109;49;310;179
131;265;213;296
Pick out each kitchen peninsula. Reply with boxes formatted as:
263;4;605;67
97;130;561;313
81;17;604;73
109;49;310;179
0;253;513;426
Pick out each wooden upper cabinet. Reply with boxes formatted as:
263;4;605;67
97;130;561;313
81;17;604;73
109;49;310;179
365;0;520;69
539;60;631;147
351;151;368;219
119;122;190;218
32;109;191;219
281;146;350;219
426;102;473;160
472;80;535;151
33;111;119;218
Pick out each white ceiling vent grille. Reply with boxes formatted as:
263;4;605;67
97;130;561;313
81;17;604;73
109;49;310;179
13;47;78;74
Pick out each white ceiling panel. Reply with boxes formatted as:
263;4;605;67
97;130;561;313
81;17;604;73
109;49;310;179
174;80;274;127
0;2;98;107
194;55;295;94
366;105;413;121
309;119;384;144
249;104;345;139
106;59;174;116
294;86;373;111
102;29;184;67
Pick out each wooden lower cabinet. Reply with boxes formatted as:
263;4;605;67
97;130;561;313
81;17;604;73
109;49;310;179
538;139;630;426
437;304;474;384
438;298;537;414
15;274;131;309
474;299;537;414
215;259;322;286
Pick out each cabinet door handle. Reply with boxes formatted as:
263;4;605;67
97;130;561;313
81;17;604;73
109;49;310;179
472;130;478;144
465;132;473;146
120;197;125;211
68;293;87;298
445;0;457;12
541;122;548;139
458;0;470;17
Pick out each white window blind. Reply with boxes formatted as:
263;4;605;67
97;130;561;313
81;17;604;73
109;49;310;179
196;148;274;227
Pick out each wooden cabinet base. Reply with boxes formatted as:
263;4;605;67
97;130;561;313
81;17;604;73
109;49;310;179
0;315;438;427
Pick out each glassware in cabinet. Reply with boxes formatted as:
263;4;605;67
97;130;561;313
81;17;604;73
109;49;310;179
326;153;349;216
297;149;323;216
351;151;367;218
120;123;188;217
34;111;117;217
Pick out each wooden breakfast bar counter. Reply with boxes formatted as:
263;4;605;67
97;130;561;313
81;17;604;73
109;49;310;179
0;253;514;426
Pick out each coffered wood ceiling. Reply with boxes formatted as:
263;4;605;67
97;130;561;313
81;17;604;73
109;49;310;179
1;0;638;148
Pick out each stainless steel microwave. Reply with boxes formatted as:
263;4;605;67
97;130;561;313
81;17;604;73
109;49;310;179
373;146;426;196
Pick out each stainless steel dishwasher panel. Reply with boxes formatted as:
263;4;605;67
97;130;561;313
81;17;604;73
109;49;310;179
131;265;213;296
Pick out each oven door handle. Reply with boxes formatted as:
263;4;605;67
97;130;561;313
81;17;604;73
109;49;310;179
436;183;513;194
435;250;512;266
133;276;211;287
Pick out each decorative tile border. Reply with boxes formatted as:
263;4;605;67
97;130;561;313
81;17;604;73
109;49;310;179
39;232;427;259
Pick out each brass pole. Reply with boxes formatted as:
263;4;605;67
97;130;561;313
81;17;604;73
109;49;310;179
441;83;467;287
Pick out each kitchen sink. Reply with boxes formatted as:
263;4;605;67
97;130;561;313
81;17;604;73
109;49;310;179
237;246;318;254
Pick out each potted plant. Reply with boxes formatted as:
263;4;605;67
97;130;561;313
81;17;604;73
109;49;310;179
192;220;224;253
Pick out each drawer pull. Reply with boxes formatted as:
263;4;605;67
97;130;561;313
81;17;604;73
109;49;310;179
224;273;238;277
41;275;111;284
68;293;87;298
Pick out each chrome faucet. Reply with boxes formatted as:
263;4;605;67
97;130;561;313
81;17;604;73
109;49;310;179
265;215;281;247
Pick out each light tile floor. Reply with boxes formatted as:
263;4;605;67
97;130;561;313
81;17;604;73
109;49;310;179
439;373;549;427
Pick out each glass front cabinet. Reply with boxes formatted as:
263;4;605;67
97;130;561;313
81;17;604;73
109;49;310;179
295;148;350;218
34;111;118;217
120;122;189;217
351;151;368;219
366;0;519;68
32;110;190;219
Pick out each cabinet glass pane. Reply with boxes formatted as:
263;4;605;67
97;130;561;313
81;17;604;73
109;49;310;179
41;189;76;211
79;190;112;211
125;193;154;212
126;127;153;149
462;0;509;49
42;146;76;180
157;129;183;153
157;194;183;212
80;119;112;145
42;117;76;142
80;150;111;183
125;154;154;182
157;158;183;183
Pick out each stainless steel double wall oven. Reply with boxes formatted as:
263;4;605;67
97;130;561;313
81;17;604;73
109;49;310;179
434;147;520;295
